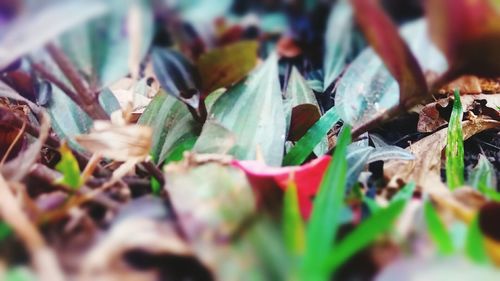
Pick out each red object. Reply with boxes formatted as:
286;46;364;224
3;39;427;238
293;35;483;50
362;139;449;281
232;155;331;219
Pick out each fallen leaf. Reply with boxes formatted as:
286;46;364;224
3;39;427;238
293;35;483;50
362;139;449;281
385;118;500;192
75;121;152;162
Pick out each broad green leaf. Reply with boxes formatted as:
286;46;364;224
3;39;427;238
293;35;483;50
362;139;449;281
368;134;415;162
55;143;82;189
323;0;354;90
446;89;465;189
138;92;200;164
193;121;236;155
210;53;286;166
391;181;416;203
282;180;305;256
0;0;108;69
196;41;259;93
469;154;496;191
283;107;340;166
300;125;351;280
465;216;489;264
324;200;406;273
60;0;154;87
335;19;446;126
47;85;120;151
350;0;428;105
424;201;454;255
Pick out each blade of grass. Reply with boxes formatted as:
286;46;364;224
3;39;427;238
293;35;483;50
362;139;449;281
324;200;406;273
300;125;351;280
465;215;489;264
424;200;454;255
391;181;416;203
282;178;306;256
283;107;340;166
446;89;464;189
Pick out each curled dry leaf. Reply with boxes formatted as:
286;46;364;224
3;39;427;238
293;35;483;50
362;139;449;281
438;76;500;95
75;121;152;162
417;94;500;132
385;118;500;192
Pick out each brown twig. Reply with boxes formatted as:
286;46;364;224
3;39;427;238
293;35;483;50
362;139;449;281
46;43;109;120
31;62;84;106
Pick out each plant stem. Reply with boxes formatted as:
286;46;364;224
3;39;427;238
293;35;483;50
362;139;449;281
46;43;109;120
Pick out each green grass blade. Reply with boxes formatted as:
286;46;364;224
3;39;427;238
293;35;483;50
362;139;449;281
283;107;340;166
465;215;489;264
324;200;406;273
391;181;416;203
282;179;306;256
446;89;464;189
424;201;454;255
300;125;351;279
0;221;12;241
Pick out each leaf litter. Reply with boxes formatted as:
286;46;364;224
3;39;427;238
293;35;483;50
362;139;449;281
0;0;499;280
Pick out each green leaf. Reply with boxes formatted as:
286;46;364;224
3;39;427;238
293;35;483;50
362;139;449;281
4;267;36;281
196;41;259;93
47;85;120;151
210;53;286;166
424;201;454;255
163;136;197;164
465;215;489;264
0;0;108;69
282;179;306;256
55;143;82;189
469;154;496;191
151;177;161;196
60;0;154;87
446;89;465;190
300;125;351;279
0;221;12;241
283;107;340;166
335;19;446;126
323;0;354;90
138;92;201;164
391;181;416;203
324;200;406;273
363;197;381;214
193;121;236;155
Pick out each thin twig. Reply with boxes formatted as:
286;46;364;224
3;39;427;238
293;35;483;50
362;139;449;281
46;43;109;120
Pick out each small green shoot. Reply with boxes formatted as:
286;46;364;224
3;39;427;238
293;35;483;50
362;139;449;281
324;200;406;273
446;89;464;190
424;200;454;255
282;178;305;256
465;215;489;264
55;143;82;189
283;107;340;166
0;221;12;241
300;125;351;280
391;181;416;203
